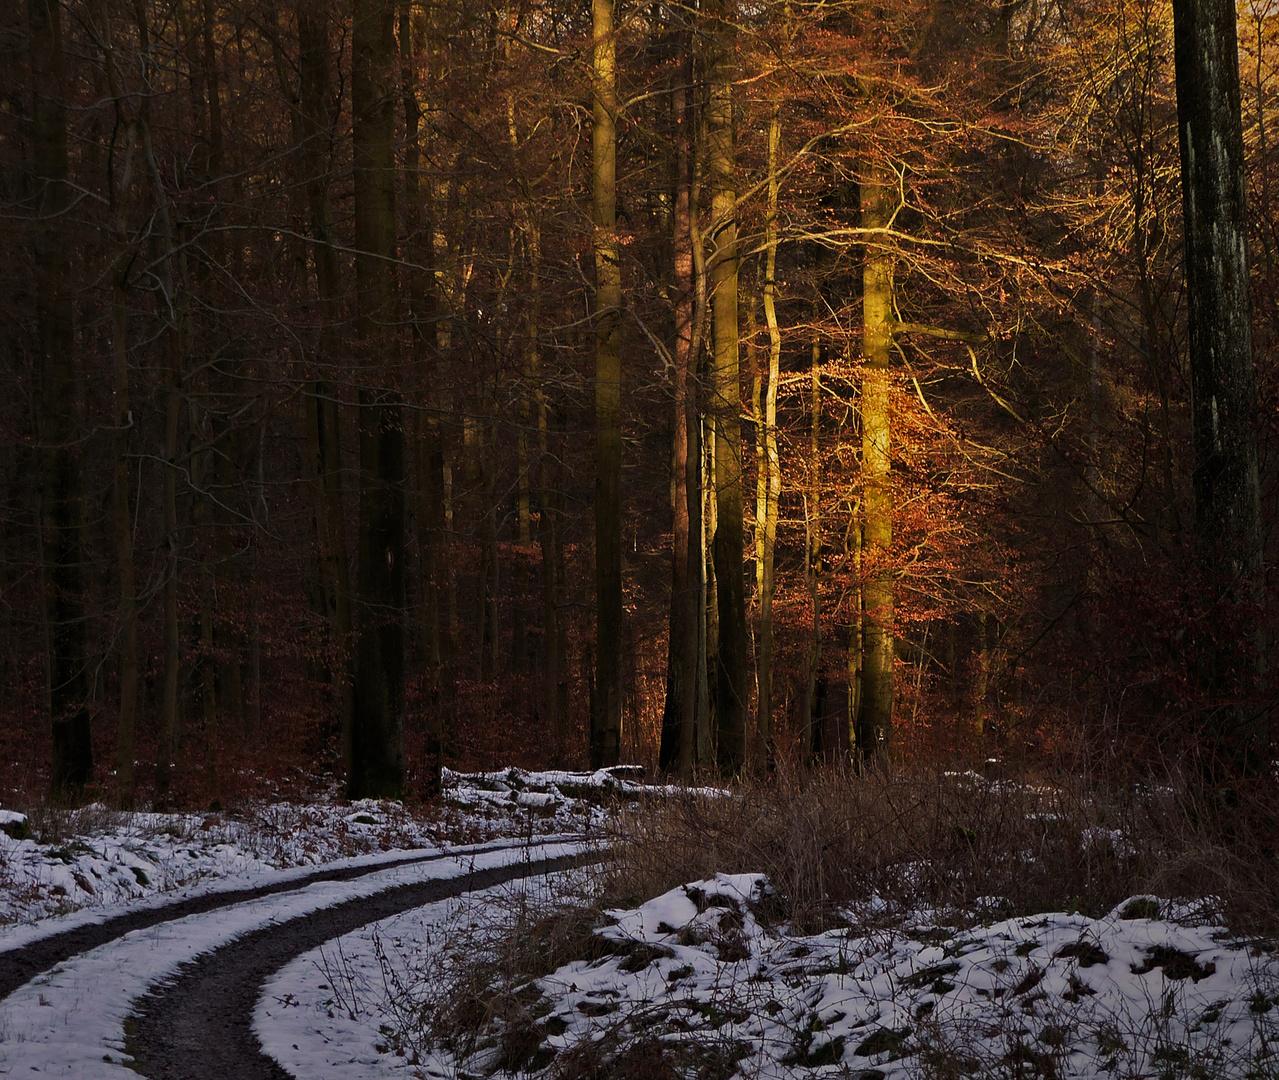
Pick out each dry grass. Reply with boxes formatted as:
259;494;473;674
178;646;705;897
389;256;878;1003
602;761;1279;935
403;760;1279;1079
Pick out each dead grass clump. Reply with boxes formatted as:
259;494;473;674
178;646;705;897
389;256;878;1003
602;762;1277;933
550;1025;747;1080
405;877;608;1069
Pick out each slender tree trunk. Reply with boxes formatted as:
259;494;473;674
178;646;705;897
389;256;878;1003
1171;0;1266;758
661;41;696;778
350;0;407;798
705;0;746;774
847;504;862;758
31;0;92;803
98;15;141;804
111;269;138;808
755;106;782;775
195;476;218;802
400;1;445;791
591;0;622;768
135;14;183;803
802;335;822;763
157;327;182;808
858;164;895;761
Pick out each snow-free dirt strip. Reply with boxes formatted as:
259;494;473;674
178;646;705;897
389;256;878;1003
0;841;589;1079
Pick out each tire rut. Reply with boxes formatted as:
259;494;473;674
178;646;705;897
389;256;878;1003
125;852;584;1080
0;837;550;999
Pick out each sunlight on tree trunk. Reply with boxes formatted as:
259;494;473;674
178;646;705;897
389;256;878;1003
592;0;622;769
858;163;894;762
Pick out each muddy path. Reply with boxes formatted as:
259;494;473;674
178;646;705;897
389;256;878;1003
0;836;561;998
124;851;583;1080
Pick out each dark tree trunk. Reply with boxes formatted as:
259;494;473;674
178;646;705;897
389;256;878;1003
350;0;406;798
30;0;92;803
661;38;696;778
1172;0;1266;757
592;0;623;769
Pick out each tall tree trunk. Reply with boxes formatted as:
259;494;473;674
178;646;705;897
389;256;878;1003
135;15;183;803
591;0;622;768
802;334;822;763
661;39;696;778
98;6;140;807
31;0;92;803
195;474;218;803
755;106;781;775
858;164;895;761
350;0;406;798
1171;0;1266;760
110;268;138;808
295;0;356;774
156;325;182;809
400;1;444;791
706;0;746;774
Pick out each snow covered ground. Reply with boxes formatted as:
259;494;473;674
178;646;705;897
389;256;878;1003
5;769;1278;1079
0;840;585;1079
0;766;655;928
284;873;1279;1080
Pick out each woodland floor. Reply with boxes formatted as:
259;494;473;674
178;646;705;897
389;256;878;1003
1;769;1277;1079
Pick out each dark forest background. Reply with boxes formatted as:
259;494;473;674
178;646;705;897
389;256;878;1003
1;0;1276;809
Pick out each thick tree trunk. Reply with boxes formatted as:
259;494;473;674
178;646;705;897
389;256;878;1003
706;0;747;775
591;0;622;769
858;165;895;761
31;0;92;803
350;0;406;798
1171;0;1266;756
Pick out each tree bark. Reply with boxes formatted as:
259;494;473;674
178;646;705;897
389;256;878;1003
591;0;622;769
858;164;895;761
756;106;782;775
802;334;822;763
294;2;355;772
350;0;406;798
706;0;747;775
97;1;140;808
1171;0;1266;756
661;39;697;778
30;0;92;804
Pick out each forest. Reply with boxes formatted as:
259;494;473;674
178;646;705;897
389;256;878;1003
0;0;1274;810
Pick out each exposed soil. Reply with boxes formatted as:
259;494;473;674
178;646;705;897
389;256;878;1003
125;852;584;1080
0;837;538;998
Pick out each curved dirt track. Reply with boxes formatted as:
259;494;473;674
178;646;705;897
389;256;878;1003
125;851;583;1080
0;837;550;999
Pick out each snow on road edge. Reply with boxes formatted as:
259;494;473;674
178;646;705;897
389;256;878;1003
0;841;587;1080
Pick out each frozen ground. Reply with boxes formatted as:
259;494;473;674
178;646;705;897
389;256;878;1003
0;766;656;928
289;874;1279;1080
5;770;1277;1079
0;840;584;1078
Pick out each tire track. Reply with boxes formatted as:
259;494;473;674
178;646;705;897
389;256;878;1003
0;836;565;999
125;851;585;1080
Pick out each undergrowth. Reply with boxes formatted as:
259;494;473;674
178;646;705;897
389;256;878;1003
396;761;1279;1080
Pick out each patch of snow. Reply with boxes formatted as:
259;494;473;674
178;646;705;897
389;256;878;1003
0;841;586;1079
301;874;1279;1080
